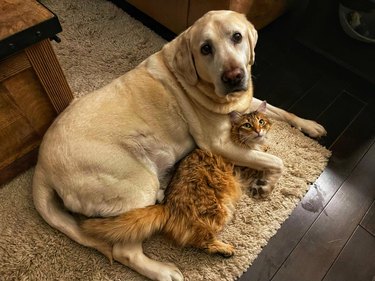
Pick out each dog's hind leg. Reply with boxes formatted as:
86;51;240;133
32;174;113;260
113;241;183;281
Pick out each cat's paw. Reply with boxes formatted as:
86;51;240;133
218;245;235;258
206;240;235;258
250;179;273;198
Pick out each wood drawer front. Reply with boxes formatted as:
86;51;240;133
3;68;57;134
0;67;57;171
0;40;73;185
0;51;30;81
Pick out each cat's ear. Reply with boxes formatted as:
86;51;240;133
229;111;242;124
257;101;267;113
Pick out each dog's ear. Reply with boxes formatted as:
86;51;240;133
247;21;258;65
163;31;198;85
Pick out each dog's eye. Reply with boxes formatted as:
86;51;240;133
232;32;242;44
201;43;212;55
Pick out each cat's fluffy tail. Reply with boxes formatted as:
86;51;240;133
81;204;169;244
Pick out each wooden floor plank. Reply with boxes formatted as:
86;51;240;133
322;226;375;281
295;0;375;85
239;197;322;281
326;104;375;173
252;25;325;110
288;76;344;121
253;50;322;110
271;141;375;281
316;91;365;148
361;201;375;237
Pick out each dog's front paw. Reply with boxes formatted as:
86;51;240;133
296;119;327;138
150;262;183;281
250;179;273;198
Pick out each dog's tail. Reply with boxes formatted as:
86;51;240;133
81;204;169;244
32;168;113;261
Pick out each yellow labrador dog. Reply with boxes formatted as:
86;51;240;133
33;10;326;281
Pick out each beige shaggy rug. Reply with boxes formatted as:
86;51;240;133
0;0;331;280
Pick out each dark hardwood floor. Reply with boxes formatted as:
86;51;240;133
113;1;375;280
238;2;375;281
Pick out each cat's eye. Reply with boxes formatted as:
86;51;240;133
259;119;265;126
242;123;252;129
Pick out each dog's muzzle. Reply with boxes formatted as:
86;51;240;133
221;68;247;94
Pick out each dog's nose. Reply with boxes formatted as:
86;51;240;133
221;68;244;85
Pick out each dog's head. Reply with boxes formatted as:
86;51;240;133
164;10;258;97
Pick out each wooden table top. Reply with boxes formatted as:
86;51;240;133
0;0;54;41
0;0;61;59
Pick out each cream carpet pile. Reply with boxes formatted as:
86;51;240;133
0;0;331;280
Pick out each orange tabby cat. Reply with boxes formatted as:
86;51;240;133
230;101;273;198
81;101;271;257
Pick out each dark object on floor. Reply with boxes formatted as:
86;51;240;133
339;4;375;43
340;0;375;12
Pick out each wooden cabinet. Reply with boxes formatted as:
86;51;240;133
125;0;291;34
0;1;73;184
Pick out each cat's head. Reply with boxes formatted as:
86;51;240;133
229;101;271;146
